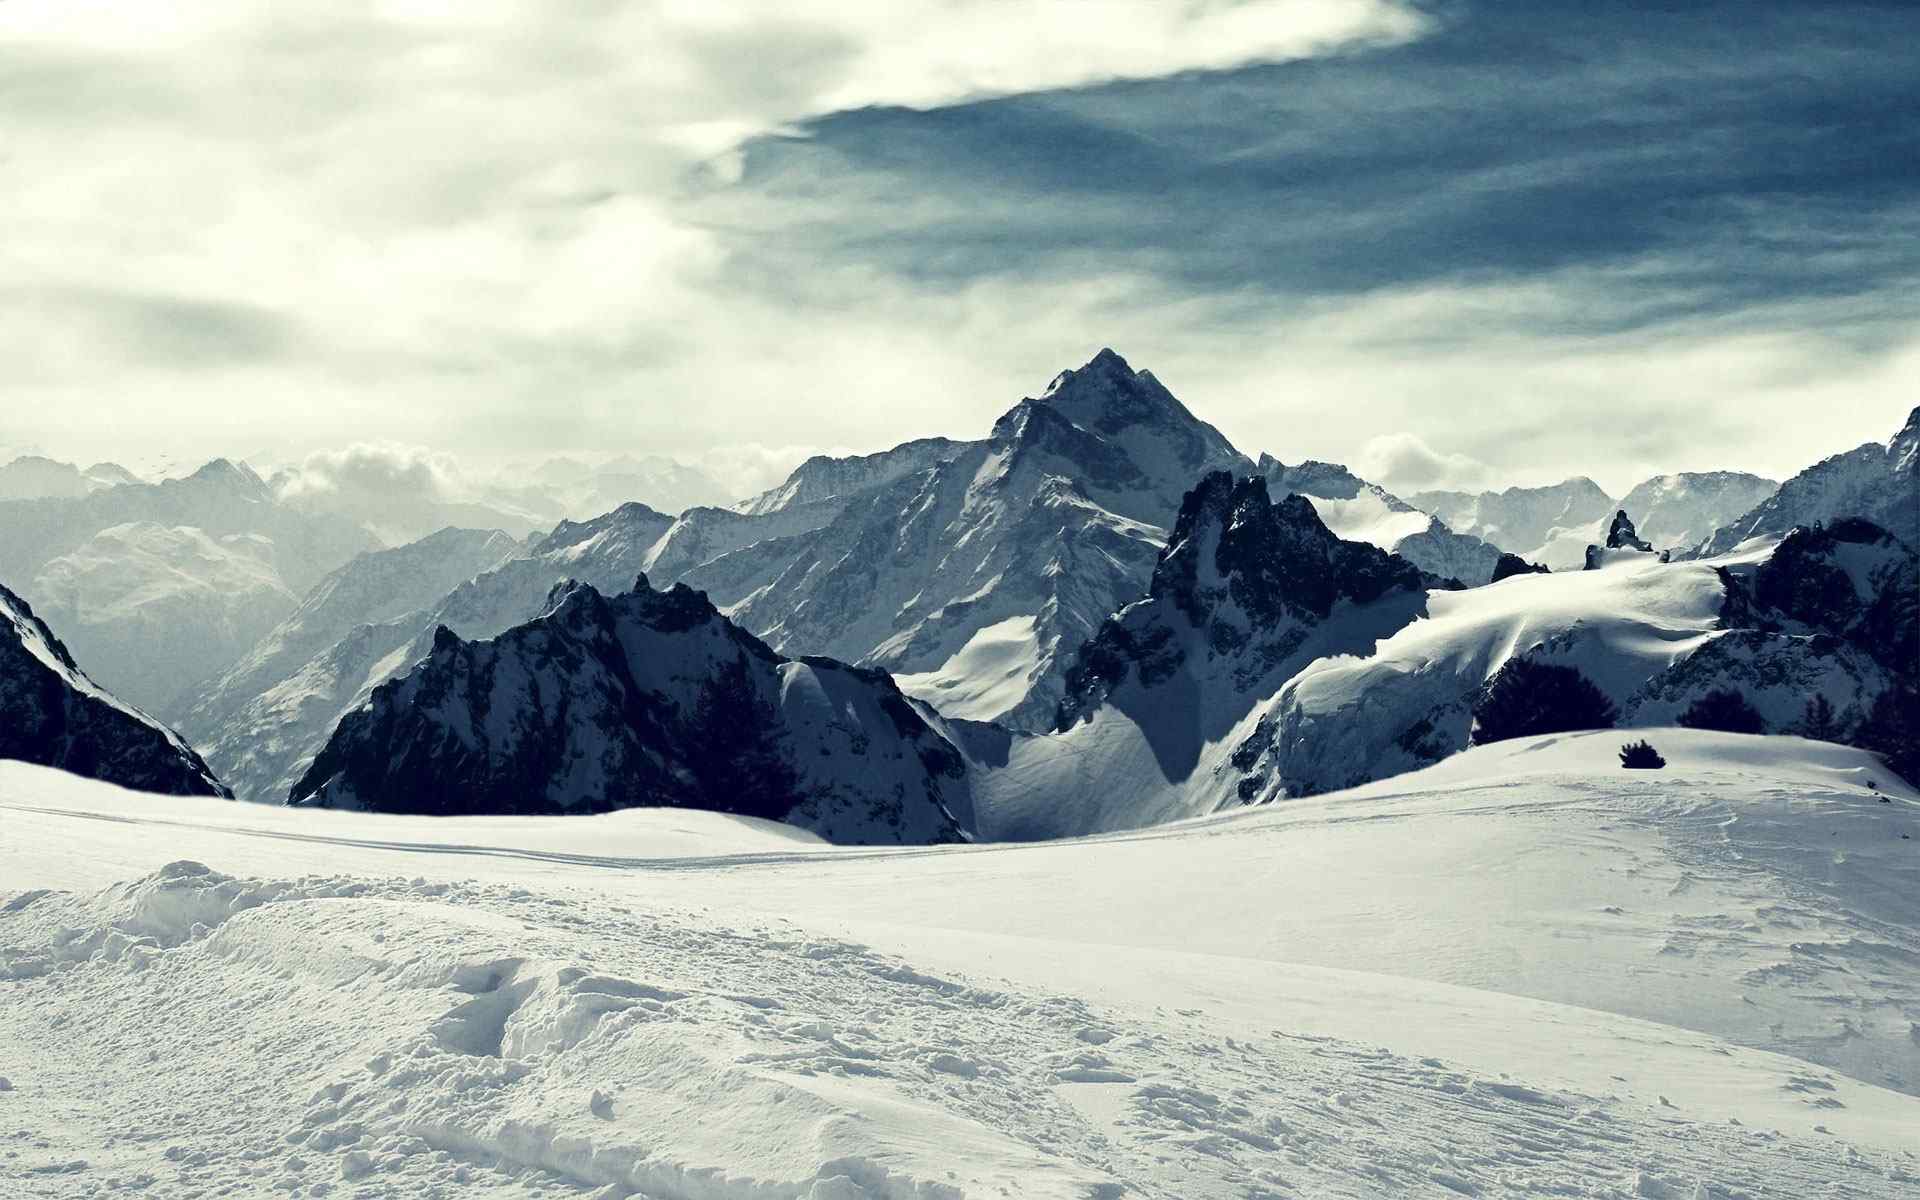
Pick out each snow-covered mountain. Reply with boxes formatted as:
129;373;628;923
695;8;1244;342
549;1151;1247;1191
714;350;1246;730
291;577;971;844
26;523;300;719
1416;472;1779;569
176;527;520;795
1698;406;1920;556
0;455;143;501
735;437;967;516
0;458;378;598
1411;477;1616;567
967;473;1443;837
1257;455;1503;583
1618;471;1778;551
968;514;1910;838
0;582;226;796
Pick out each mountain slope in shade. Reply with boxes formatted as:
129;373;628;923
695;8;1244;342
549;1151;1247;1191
0;582;227;796
291;577;969;845
27;522;300;719
190;500;756;803
1258;455;1503;583
725;350;1247;730
1698;406;1920;556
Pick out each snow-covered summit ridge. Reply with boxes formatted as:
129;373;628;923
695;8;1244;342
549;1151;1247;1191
0;581;227;797
1698;405;1919;556
290;575;972;844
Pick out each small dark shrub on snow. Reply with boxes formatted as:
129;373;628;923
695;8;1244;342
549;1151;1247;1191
1471;658;1619;745
1678;688;1767;735
1619;740;1666;770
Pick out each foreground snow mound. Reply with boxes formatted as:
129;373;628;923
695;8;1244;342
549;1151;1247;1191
1699;405;1919;556
292;576;970;844
0;583;227;796
6;740;1920;1197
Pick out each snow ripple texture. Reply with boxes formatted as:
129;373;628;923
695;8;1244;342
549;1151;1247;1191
5;858;1916;1199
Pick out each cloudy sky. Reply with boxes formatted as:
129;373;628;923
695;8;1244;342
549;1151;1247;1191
3;0;1915;498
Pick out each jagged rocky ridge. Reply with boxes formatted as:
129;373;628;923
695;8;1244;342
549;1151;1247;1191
1059;472;1442;731
0;582;227;797
290;576;970;845
960;473;1449;839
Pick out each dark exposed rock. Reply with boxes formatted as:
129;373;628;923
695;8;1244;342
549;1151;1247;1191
0;582;228;797
1490;553;1550;582
290;577;970;844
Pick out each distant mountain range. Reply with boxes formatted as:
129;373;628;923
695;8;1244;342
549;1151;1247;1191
1413;471;1778;569
1;355;1913;843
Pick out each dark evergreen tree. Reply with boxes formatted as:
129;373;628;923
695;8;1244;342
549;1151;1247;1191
1798;694;1840;742
1677;688;1767;735
1471;658;1619;745
1853;679;1919;787
1619;740;1666;769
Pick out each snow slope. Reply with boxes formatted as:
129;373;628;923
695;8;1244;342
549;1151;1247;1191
1699;405;1920;556
4;731;1918;1198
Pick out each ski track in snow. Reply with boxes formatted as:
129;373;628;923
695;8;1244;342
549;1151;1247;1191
5;861;1916;1200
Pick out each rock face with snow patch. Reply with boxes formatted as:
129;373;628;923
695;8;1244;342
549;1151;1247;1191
1059;473;1438;733
291;577;970;844
0;582;227;797
1698;406;1920;556
1257;456;1501;584
735;437;966;516
1490;553;1549;582
1584;510;1668;569
959;474;1443;838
